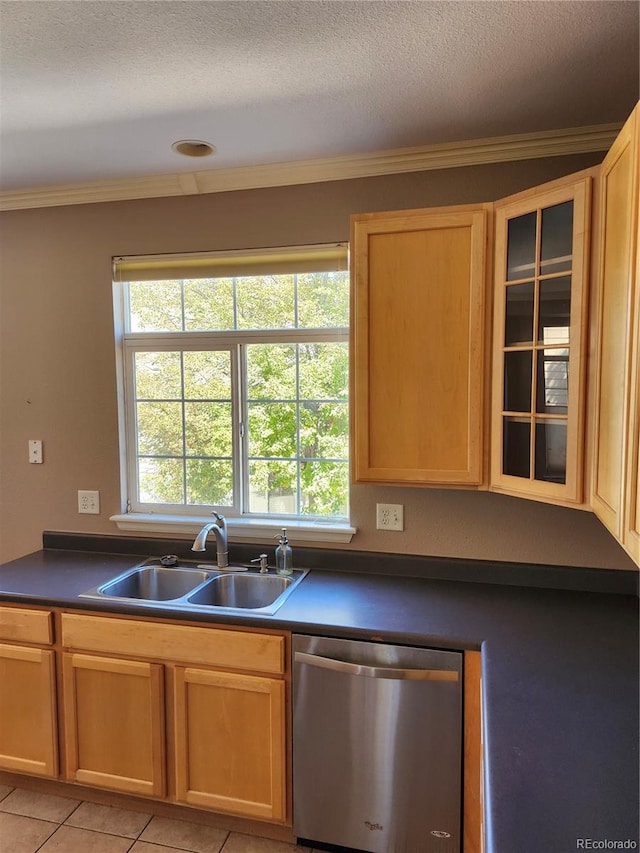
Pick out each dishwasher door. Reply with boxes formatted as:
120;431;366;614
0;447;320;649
293;635;462;853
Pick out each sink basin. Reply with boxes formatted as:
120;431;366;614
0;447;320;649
79;559;308;615
187;573;293;609
98;566;213;601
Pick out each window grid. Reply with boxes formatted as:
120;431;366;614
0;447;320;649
121;266;349;520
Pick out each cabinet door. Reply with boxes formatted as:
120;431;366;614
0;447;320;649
173;666;286;821
622;260;640;566
591;107;639;547
62;653;165;797
351;206;488;485
623;128;640;564
0;644;57;777
491;176;591;504
624;283;640;563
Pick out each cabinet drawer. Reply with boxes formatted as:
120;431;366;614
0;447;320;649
0;607;53;645
61;613;285;675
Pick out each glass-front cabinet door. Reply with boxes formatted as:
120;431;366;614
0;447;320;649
491;176;591;504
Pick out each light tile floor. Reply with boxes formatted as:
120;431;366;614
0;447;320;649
0;786;314;853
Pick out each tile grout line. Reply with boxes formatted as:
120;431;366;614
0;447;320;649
4;787;307;853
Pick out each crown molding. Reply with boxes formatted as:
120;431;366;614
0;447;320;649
0;122;620;211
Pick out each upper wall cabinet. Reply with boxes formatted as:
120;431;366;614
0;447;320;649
350;205;489;486
490;176;592;505
591;105;639;562
624;248;640;564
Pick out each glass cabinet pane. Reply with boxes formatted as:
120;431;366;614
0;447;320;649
507;212;537;280
536;349;569;414
534;420;567;483
505;282;534;346
504;351;532;412
538;277;571;345
503;418;530;478
540;202;573;274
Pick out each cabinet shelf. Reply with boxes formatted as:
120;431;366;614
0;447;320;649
502;411;568;420
508;254;572;276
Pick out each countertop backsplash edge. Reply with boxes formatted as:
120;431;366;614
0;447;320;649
40;530;639;596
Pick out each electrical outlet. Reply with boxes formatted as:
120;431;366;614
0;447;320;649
78;490;100;514
376;503;404;531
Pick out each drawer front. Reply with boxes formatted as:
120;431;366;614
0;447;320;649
0;606;53;645
61;613;285;675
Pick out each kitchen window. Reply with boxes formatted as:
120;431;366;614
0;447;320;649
111;245;355;543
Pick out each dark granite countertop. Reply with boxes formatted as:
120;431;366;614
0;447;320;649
0;543;637;853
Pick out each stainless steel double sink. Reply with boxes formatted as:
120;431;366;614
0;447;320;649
80;559;308;615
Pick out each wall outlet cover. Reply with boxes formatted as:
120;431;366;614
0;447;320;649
376;503;404;531
78;490;100;514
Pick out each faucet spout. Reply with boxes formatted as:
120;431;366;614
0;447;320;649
191;512;229;568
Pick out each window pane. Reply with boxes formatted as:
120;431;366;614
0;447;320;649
248;460;297;514
247;344;296;399
135;351;181;399
507;212;536;280
504;351;532;412
248;403;297;458
297;271;350;328
236;275;295;329
185;402;233;456
300;402;349;458
299;343;349;400
183;278;235;331
186;459;233;505
535;420;567;483
540;202;573;274
503;418;530;479
505;282;534;347
183;351;232;399
129;281;183;331
137;401;182;455
138;458;184;503
300;461;349;517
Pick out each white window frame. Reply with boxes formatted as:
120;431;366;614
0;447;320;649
110;245;356;544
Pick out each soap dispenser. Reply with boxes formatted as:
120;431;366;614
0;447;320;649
275;529;293;576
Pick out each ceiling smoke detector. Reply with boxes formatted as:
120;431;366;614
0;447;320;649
171;140;216;158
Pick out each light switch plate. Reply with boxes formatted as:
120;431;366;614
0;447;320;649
28;440;43;464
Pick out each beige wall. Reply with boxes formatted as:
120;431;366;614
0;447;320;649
1;154;635;569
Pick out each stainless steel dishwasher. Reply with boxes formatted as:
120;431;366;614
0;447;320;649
292;634;462;853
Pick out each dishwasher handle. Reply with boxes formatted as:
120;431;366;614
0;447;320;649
294;650;459;682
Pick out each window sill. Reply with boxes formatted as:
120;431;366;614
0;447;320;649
110;513;356;544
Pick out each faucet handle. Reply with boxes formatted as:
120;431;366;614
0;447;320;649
251;554;269;573
211;511;225;524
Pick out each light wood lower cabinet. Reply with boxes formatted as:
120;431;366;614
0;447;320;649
174;667;285;821
62;652;165;797
463;650;484;853
59;612;288;822
0;606;57;778
0;643;58;778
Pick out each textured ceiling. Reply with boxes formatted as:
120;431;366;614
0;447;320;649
0;0;638;191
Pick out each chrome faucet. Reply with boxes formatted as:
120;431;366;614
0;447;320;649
191;511;229;568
